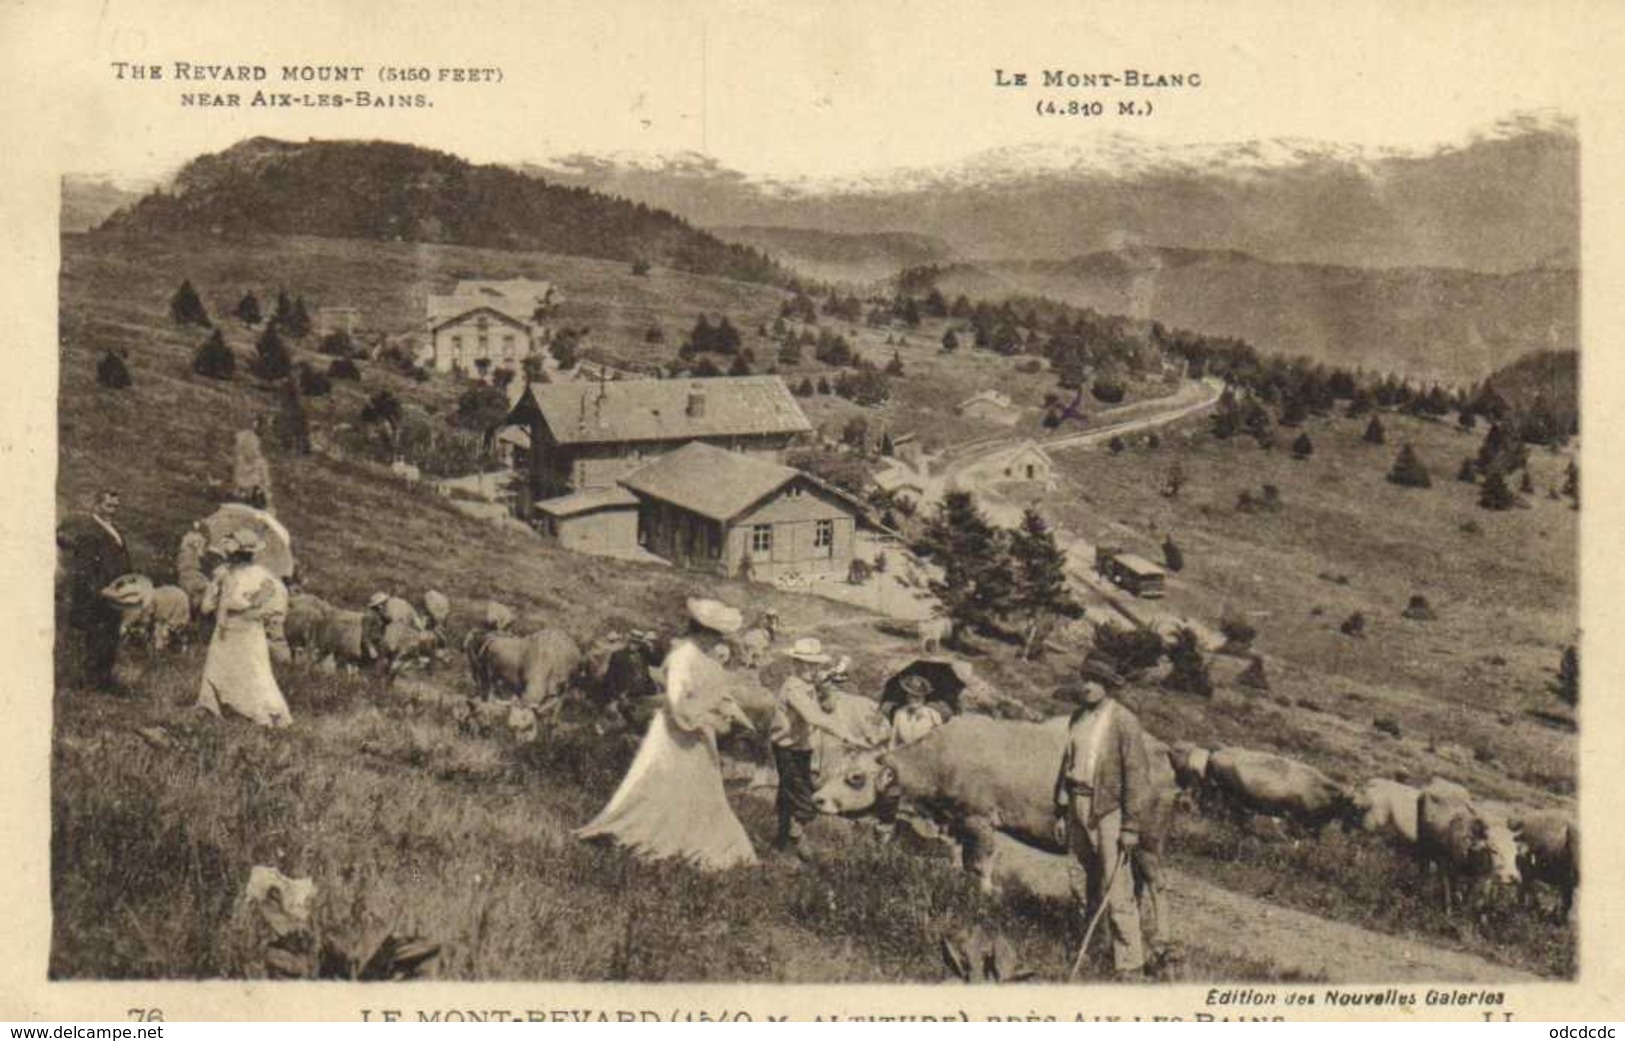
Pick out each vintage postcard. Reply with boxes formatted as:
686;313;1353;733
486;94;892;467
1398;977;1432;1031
3;0;1623;1023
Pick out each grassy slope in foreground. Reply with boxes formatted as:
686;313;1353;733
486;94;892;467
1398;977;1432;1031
53;231;1572;980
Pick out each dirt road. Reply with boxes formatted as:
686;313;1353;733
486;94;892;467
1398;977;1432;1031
992;837;1537;983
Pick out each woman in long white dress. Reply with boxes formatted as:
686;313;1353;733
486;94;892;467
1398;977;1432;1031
575;640;757;870
196;528;292;728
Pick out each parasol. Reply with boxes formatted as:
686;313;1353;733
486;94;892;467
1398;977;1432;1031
200;503;296;578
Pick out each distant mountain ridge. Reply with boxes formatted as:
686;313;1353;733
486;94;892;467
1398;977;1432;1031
530;114;1577;274
94;138;789;286
61;177;145;233
906;246;1576;385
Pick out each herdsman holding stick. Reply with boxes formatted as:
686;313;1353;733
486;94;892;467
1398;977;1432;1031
1054;657;1151;980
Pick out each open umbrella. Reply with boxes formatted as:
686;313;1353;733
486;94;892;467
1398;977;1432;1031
200;503;296;578
879;657;975;721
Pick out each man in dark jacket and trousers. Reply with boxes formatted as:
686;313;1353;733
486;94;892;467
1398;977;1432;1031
1053;657;1150;979
56;489;133;691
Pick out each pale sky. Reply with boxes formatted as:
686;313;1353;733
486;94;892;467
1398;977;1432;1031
16;0;1596;187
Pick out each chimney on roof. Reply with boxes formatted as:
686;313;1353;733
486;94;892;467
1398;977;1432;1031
687;386;706;419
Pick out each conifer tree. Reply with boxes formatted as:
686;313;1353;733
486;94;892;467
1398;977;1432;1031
253;324;293;381
1478;469;1516;510
1387;443;1431;488
1009;509;1078;659
169;279;211;328
191;329;236;380
1363;414;1386;445
234;291;263;326
914;491;1013;648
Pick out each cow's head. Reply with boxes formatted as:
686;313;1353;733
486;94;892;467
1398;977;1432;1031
1477;817;1522;886
101;572;154;609
813;750;895;816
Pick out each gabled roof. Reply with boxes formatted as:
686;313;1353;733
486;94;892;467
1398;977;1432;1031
620;442;866;524
427;277;557;326
535;485;641;518
957;390;1017;411
506;376;812;447
429;305;532;335
960;438;1054;474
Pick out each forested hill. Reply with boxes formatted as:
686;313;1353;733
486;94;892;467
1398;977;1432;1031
96;138;791;286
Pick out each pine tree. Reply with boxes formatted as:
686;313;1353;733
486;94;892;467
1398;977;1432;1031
234;291;263;326
276;377;311;454
885;351;905;377
1291;432;1314;460
1164;627;1213;696
252;324;293;380
169;279;210;328
914;491;1013;648
727;354;752;376
1237;655;1270;691
1363;414;1386;445
1553;645;1578;708
880;432;896;457
1478;469;1516;510
96;350;131;389
1387;443;1431;488
272;290;294;329
191;329;236;380
940;329;959;353
1456;457;1476;483
1108;435;1126;455
1520;469;1535;495
1162;534;1184;572
1009;509;1079;659
795;377;815;397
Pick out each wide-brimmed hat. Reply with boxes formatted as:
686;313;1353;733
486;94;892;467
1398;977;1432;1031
900;674;934;698
232;527;264;553
786;637;832;664
1080;655;1126;691
687;596;743;635
367;592;389;610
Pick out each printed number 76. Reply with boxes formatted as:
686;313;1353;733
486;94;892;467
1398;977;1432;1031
128;1009;163;1022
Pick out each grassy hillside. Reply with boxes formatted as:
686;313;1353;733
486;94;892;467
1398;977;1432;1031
53;230;1575;981
98;138;789;286
914;249;1577;387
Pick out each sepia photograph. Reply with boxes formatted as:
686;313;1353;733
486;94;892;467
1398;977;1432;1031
7;0;1622;1022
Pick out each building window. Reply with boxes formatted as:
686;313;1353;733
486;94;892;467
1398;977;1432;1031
450;335;463;360
752;524;773;554
1026;464;1037;480
478;335;489;358
503;334;516;359
786;484;803;498
814;519;834;552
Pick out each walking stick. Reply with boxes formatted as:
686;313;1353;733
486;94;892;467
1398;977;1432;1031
1068;845;1130;982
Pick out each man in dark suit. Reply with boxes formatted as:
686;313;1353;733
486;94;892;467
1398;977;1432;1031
56;489;132;691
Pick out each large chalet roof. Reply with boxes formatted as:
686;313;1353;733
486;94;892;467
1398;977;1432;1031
620;442;866;524
507;376;812;447
426;277;557;327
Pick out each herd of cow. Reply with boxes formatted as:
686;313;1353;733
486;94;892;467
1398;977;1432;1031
104;551;1576;938
810;713;1578;927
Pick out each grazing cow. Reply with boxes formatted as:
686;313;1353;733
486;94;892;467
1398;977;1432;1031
390;458;422;486
284;593;334;662
917;613;952;654
1353;778;1422;847
1166;742;1211;804
465;628;582;707
312;608;377;673
100;573;194;651
813;713;1177;936
1511;809;1578;920
1203;747;1358;831
1415;780;1520;914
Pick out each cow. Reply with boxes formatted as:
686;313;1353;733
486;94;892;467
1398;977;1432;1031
312;608;378;673
1203;747;1359;832
100;573;194;651
812;713;1178;950
1353;778;1422;847
1166;741;1211;810
917;613;952;654
284;592;334;662
732;610;781;668
465;628;582;708
1415;779;1520;915
941;925;1034;984
1510;809;1577;921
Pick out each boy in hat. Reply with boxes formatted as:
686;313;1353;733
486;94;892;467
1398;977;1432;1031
1053;656;1150;979
891;674;944;747
772;637;865;860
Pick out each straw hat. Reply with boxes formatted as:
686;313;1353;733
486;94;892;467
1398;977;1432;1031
1080;655;1126;691
232;527;264;553
367;592;389;610
786;637;832;665
899;674;934;698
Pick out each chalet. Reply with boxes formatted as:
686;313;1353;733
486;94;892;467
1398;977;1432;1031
426;278;559;373
956;390;1023;426
954;440;1056;490
618;442;866;581
503;376;812;509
